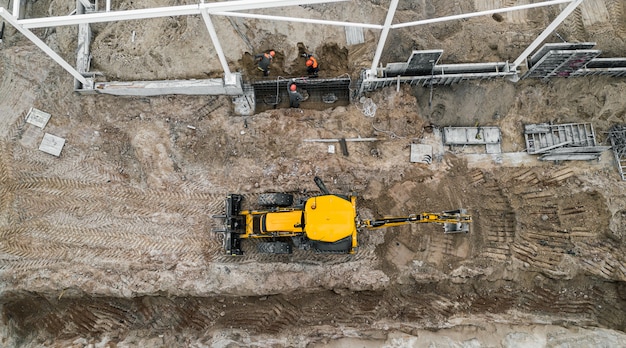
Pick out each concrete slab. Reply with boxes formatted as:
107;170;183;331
421;127;445;162
443;127;501;145
410;144;433;164
232;88;255;116
87;76;243;96
39;133;65;157
25;107;51;128
486;143;502;154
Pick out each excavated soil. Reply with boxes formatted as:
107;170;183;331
0;0;626;347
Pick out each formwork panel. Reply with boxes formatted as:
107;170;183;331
523;50;601;79
529;42;596;67
404;50;443;76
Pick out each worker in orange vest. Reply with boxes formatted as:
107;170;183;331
304;54;319;77
255;50;275;76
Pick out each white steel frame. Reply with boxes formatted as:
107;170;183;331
0;0;583;89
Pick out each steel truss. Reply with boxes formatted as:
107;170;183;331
0;0;584;92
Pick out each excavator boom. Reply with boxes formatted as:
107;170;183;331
360;209;471;233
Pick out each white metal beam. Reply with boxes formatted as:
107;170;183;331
392;0;574;29
12;0;19;19
212;11;382;29
200;9;234;85
369;0;399;74
18;0;347;29
20;4;198;28
512;0;584;69
0;8;89;86
78;0;93;11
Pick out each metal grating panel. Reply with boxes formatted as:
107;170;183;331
573;69;626;78
524;123;597;154
358;71;515;94
529;42;596;67
523;50;601;79
571;58;626;78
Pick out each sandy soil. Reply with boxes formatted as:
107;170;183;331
0;0;625;347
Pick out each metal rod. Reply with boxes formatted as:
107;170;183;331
0;8;89;86
106;0;110;12
304;138;379;142
200;9;233;84
369;0;399;74
512;0;583;69
212;11;382;29
392;0;574;29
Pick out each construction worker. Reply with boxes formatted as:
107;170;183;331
304;54;319;77
255;50;275;76
288;82;304;108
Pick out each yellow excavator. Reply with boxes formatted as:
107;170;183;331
214;177;471;255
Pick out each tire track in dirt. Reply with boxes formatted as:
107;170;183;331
563;7;586;41
474;176;515;261
606;0;626;37
577;240;625;281
496;167;624;281
209;235;378;264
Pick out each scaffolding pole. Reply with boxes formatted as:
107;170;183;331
200;9;234;85
0;8;89;86
369;0;399;77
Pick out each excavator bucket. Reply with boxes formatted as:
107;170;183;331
213;194;245;255
442;209;470;233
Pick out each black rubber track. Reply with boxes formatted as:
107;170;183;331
258;193;294;207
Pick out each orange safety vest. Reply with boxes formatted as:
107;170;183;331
307;56;318;69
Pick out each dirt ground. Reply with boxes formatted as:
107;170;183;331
1;0;626;347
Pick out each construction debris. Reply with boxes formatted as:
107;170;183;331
25;107;51;128
608;125;626;180
524;123;610;161
339;138;349;156
410;144;433;164
39;133;66;157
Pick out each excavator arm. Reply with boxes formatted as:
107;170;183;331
360;209;471;233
